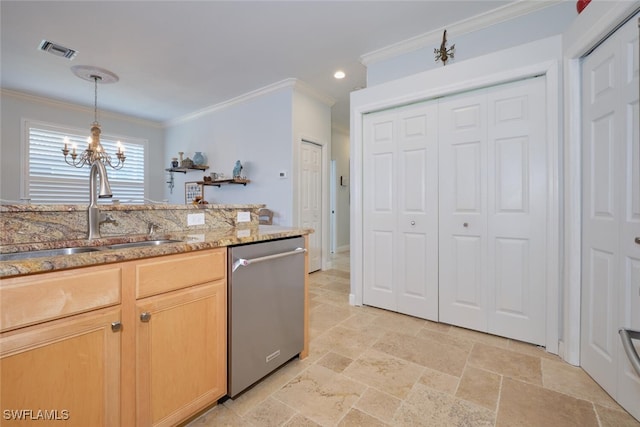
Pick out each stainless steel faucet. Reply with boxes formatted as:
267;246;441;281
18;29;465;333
147;222;160;236
87;160;113;239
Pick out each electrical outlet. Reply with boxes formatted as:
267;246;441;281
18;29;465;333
237;211;251;223
187;213;205;226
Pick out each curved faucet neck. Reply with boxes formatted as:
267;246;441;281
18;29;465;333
88;160;113;239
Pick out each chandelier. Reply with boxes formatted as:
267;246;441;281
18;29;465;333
62;66;125;169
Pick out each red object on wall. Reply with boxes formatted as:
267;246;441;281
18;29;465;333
577;0;591;14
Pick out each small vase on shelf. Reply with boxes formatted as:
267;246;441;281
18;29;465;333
193;152;205;166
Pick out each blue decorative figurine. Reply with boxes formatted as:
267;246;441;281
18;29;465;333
233;160;243;178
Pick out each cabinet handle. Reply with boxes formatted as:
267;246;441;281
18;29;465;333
635;237;640;245
111;321;122;332
140;312;151;322
463;222;469;228
410;221;416;226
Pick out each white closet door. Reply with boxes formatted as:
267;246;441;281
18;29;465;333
581;18;626;397
616;15;640;420
439;77;547;345
363;110;397;311
363;103;439;320
438;92;488;331
396;105;439;320
582;13;640;419
486;77;547;345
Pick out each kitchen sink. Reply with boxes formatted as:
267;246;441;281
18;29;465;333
0;246;103;261
0;239;184;262
103;239;183;249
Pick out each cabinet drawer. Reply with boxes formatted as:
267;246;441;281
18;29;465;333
135;248;226;298
0;264;122;332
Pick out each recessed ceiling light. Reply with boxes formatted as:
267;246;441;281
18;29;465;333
334;70;346;79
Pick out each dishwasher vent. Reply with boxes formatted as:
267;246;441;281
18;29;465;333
38;40;77;60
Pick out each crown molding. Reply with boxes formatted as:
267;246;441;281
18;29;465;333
0;87;164;128
293;80;336;107
360;0;563;66
167;79;298;126
167;78;335;126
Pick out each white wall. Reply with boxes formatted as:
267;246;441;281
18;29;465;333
164;81;332;230
0;89;165;202
164;88;294;223
331;127;350;252
365;1;575;87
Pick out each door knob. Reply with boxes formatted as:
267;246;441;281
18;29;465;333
463;222;469;228
410;221;416;226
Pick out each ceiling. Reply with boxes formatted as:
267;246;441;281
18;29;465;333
1;1;517;132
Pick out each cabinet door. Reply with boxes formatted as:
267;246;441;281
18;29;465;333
136;281;226;427
1;307;121;427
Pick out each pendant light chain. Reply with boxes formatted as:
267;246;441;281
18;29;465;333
93;75;100;125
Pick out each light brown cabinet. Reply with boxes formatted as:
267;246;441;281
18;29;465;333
0;264;123;426
1;248;227;427
132;249;227;427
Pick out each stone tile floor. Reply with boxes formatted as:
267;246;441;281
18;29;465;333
186;252;639;427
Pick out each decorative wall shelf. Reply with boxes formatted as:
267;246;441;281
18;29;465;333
199;179;250;187
165;165;209;174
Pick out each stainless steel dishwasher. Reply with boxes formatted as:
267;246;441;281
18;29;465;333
227;236;306;398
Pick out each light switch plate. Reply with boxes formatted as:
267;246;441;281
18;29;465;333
237;211;251;223
187;213;205;226
236;229;250;238
187;234;205;242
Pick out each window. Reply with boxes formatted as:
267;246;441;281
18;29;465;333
24;121;147;204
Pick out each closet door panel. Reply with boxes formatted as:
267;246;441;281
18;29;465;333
581;26;622;396
487;77;547;345
616;15;640;420
397;105;439;320
439;93;488;330
363;112;397;310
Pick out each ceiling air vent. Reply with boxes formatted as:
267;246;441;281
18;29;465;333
38;40;77;60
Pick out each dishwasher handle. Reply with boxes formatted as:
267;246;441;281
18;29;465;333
619;328;640;377
232;247;307;272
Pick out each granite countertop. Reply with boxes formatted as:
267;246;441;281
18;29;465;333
0;225;312;278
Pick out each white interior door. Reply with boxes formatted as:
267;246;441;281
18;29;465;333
396;104;439;320
438;91;488;332
363;109;397;311
363;102;439;320
616;15;640;420
486;77;547;345
439;77;548;345
301;141;322;272
581;13;640;420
